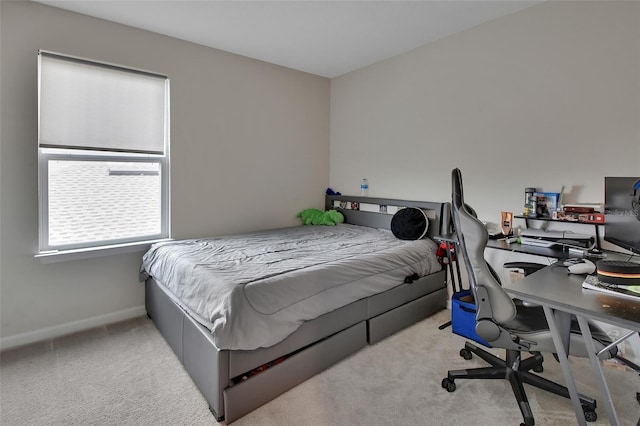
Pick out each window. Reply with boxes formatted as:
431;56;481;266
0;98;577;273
37;51;170;254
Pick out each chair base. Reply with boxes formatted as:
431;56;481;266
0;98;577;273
442;341;598;425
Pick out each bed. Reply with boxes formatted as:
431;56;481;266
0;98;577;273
141;195;450;423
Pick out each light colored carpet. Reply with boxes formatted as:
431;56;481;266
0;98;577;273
1;309;638;425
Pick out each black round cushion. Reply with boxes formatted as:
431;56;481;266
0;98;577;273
391;207;429;240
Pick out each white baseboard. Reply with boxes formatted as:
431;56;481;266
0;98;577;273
0;305;146;351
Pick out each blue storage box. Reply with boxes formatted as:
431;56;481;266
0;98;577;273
451;290;490;347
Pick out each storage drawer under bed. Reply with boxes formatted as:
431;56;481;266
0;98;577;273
223;321;368;423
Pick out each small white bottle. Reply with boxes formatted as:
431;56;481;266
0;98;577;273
360;178;369;196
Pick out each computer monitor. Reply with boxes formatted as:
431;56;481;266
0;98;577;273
604;176;640;255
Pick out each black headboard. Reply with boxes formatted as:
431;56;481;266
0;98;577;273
325;195;450;239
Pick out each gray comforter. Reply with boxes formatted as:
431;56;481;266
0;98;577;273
140;224;441;350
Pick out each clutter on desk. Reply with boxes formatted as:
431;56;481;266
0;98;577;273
523;190;560;218
500;211;513;236
523;187;537;217
596;260;640;285
522;185;605;223
484;221;505;239
585;248;607;260
582;274;640;301
555;205;605;224
535;192;560;217
520;228;595;250
566;259;596;274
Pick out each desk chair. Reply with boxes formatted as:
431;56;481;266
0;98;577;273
442;168;618;426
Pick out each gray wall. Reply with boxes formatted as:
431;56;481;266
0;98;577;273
0;1;329;346
2;0;639;348
330;1;640;227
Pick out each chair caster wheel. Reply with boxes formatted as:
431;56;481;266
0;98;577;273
533;364;543;373
584;410;597;422
459;348;472;360
441;378;456;392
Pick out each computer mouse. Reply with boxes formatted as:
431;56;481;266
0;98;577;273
567;259;596;275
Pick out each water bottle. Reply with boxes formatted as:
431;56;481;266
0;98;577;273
360;178;369;196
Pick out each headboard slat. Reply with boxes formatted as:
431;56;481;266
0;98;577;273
325;195;450;239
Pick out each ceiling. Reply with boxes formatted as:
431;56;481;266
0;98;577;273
34;1;542;78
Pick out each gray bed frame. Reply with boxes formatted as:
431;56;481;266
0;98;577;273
145;195;450;423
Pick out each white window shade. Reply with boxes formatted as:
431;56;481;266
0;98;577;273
38;51;168;154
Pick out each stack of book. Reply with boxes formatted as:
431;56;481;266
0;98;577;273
582;275;640;301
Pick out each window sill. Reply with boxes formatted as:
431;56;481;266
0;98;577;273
35;238;171;264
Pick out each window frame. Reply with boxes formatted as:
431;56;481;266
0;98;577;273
37;51;170;256
38;150;170;254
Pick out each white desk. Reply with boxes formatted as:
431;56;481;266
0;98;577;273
503;264;640;425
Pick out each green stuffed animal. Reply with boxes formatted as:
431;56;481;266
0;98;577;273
297;208;345;226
